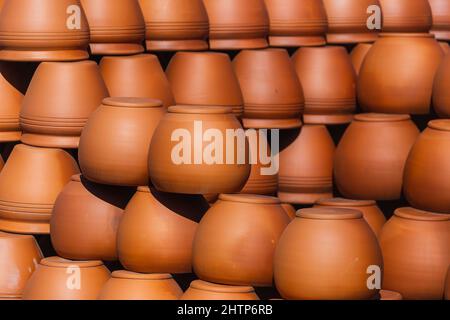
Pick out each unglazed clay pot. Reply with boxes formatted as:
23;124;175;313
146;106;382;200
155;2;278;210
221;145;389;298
166;52;243;116
379;208;450;300
404;120;450;213
203;0;269;50
322;0;380;44
0;0;89;61
138;0;209;51
334;114;419;201
440;41;450;53
445;267;450;300
350;43;372;75
380;0;432;33
358;33;444;114
98;271;183;300
278;126;335;204
118;187;209;274
233;49;304;129
430;0;450;40
292;46;356;124
181;280;259;300
0;232;43;298
80;0;145;55
274;208;383;300
380;290;403;300
264;0;327;47
433;54;450;118
50;175;134;261
281;203;296;220
0;144;79;234
79;97;165;186
20;61;109;148
99;54;174;108
192;194;290;287
22;257;110;300
149;106;250;194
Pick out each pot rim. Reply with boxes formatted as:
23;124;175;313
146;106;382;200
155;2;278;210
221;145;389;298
111;270;173;280
168;105;233;114
316;197;376;207
354;113;411;122
219;194;281;205
394;207;450;221
40;257;104;268
102;97;163;109
0;231;35;240
297;208;363;220
190;280;255;294
379;33;435;38
428;119;450;132
100;53;157;62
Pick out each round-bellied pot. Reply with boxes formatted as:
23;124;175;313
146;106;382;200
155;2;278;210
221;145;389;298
117;187;209;274
22;257;110;300
379;208;450;300
20;61;109;148
138;0;209;51
192;194;290;287
0;144;80;234
358;33;444;114
379;0;432;33
233;49;304;129
281;203;296;220
292;46;356;125
429;0;450;40
79;97;165;187
203;0;269;50
149;106;250;194
350;43;372;75
274;208;383;300
380;290;403;300
0;0;90;61
98;271;183;300
433;54;450;118
80;0;145;55
278;126;335;204
181;280;259;300
166;52;243;116
99;54;174;108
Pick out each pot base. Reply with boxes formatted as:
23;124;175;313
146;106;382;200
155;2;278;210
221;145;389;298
21;133;80;149
0;218;49;235
269;35;326;47
326;33;378;44
146;40;209;52
278;191;333;205
304;113;354;125
243;117;302;129
209;38;268;50
0;49;89;62
0;131;21;143
431;30;450;41
90;43;144;56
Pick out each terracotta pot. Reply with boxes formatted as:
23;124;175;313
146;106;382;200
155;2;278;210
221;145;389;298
380;0;432;33
0;0;90;61
22;257;110;300
350;43;372;76
166;52;243;116
79;97;165;187
379;208;450;300
233;49;304;129
50;175;134;261
80;0;145;55
292;46;356;124
193;194;290;287
358;33;444;114
445;267;450;300
181;280;258;300
0;144;79;234
0;232;43;297
404;120;450;213
433;54;450;118
264;0;327;47
430;0;450;40
98;271;182;300
439;41;450;53
203;0;269;50
149;106;250;194
118;187;209;274
379;290;403;300
138;0;209;51
99;54;174;108
278;126;335;204
322;0;380;44
274;208;383;300
20;61;109;148
281;203;296;220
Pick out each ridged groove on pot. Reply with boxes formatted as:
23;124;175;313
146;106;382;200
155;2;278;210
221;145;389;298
350;43;372;76
429;0;450;40
433;54;450;118
379;0;432;33
181;280;259;300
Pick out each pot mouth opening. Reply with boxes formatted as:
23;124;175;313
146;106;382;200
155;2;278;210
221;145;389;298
354;113;410;122
190;280;255;294
394;207;450;221
40;257;105;268
169;105;233;115
297;208;363;220
428;119;450;132
219;194;281;205
111;271;172;280
103;97;163;108
379;33;434;38
315;197;376;208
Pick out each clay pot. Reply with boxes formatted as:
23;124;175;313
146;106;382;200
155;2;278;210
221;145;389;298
274;208;383;300
278;126;335;204
99;54;174;108
149;106;250;194
0;232;43;297
0;144;79;234
138;0;209;51
181;280;259;300
233;49;304;129
281;203;296;220
358;33;444;114
440;41;450;53
430;0;450;40
380;290;403;300
203;0;269;50
50;175;134;261
292;46;356;124
166;52;243;116
79;97;165;186
379;208;450;300
22;257;110;300
433;54;450;118
264;0;327;47
20;61;109;148
446;267;450;300
118;187;209;274
98;271;183;300
322;0;380;44
379;0;432;33
403;120;450;213
192;194;290;287
350;43;372;75
0;0;90;61
80;0;145;55
334;114;419;201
